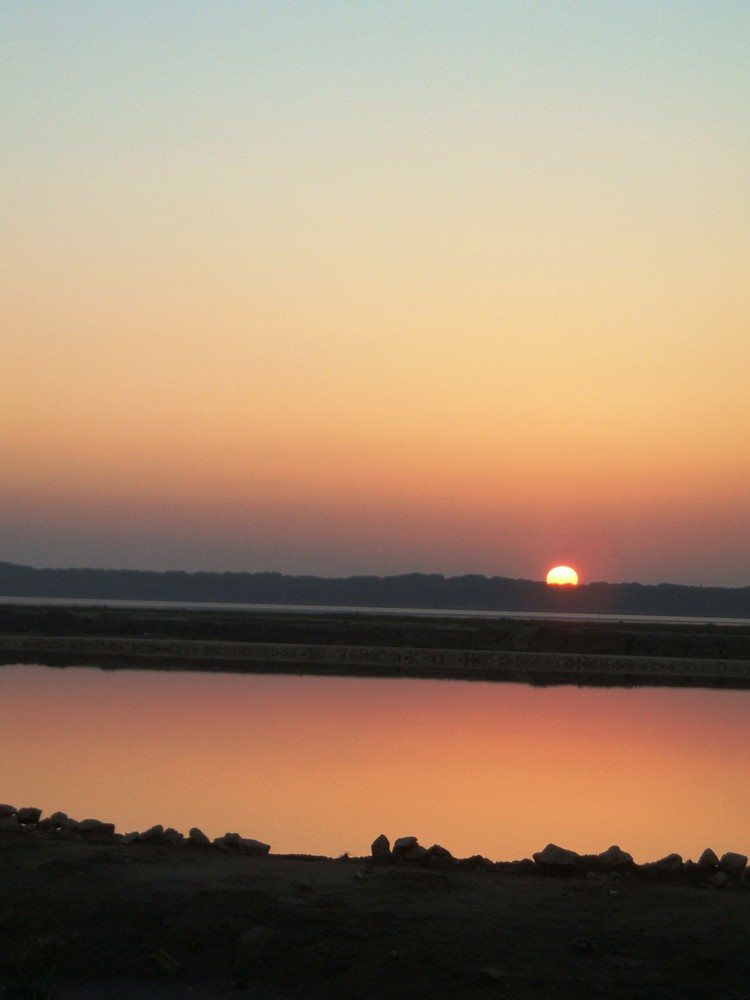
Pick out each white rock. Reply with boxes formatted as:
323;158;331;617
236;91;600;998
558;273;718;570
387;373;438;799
697;848;719;868
189;827;211;846
653;853;683;872
392;836;419;856
370;834;391;859
533;844;580;867
719;852;748;876
16;807;42;825
402;844;429;861
213;832;269;855
428;843;453;859
236;837;270;856
597;845;633;867
78;818;115;837
137;824;165;842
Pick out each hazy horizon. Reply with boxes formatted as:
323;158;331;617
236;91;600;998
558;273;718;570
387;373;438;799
2;556;748;591
4;2;748;589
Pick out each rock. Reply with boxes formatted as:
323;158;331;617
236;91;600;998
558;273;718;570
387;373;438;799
712;871;730;888
16;807;42;825
461;855;495;871
0;814;20;832
510;858;536;874
214;832;241;850
138;824;166;843
38;811;73;831
697;848;719;868
597;845;633;868
0;804;16;817
427;844;455;868
392;836;419;857
78;818;116;838
53;826;77;841
188;827;211;846
236;837;270;856
653;853;683;872
392;835;431;861
214;833;270;855
533;844;580;868
428;843;453;859
719;852;747;876
370;834;391;860
135;824;184;846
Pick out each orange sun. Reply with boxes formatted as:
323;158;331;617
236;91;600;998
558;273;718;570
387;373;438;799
546;565;579;586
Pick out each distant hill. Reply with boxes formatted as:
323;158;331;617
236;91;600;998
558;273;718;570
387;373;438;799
0;561;748;618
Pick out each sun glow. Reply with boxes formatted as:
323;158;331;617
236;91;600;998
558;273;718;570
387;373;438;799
546;565;579;586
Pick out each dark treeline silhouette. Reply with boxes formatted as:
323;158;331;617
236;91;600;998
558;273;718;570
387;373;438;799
0;561;749;618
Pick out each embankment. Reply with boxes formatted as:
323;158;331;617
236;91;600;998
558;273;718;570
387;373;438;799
2;604;750;688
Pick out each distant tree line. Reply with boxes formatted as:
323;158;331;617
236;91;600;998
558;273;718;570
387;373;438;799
0;561;749;618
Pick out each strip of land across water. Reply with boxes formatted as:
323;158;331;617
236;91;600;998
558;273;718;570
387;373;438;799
2;603;750;688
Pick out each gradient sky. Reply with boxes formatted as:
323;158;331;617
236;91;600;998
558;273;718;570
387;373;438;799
3;1;749;585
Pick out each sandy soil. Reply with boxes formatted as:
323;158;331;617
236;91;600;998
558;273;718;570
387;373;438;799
3;831;750;1000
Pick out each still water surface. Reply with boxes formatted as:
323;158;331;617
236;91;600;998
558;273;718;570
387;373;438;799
2;664;749;863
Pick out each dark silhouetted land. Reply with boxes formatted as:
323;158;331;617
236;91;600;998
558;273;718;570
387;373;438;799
3;817;750;999
1;561;749;617
2;603;750;689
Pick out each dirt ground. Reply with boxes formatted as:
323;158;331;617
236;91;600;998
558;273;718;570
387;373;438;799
3;832;750;1000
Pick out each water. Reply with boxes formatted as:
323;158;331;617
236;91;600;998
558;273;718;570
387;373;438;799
3;663;749;863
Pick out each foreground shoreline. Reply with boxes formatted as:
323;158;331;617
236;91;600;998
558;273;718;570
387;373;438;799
3;806;750;999
2;603;750;688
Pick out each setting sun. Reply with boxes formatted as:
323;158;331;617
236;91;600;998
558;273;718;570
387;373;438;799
546;565;579;586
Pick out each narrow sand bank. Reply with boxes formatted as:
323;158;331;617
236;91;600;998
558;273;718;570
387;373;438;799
2;604;750;687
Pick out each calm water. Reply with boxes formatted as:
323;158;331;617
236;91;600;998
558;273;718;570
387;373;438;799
2;663;750;863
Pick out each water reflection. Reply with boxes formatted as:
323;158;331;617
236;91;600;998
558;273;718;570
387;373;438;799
2;664;749;863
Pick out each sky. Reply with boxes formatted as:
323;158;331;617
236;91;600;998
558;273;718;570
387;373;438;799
3;1;749;586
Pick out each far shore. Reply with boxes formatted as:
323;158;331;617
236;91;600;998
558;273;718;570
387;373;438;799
2;603;750;688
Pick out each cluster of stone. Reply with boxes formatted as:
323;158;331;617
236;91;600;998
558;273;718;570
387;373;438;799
3;805;747;881
370;834;493;870
531;842;750;886
0;804;269;855
532;842;635;871
369;834;750;885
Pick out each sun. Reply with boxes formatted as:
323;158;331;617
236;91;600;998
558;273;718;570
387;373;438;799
546;565;579;586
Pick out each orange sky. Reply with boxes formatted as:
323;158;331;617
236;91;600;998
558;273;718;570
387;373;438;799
3;3;749;584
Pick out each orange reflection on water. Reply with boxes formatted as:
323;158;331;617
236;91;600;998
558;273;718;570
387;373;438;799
2;665;749;863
